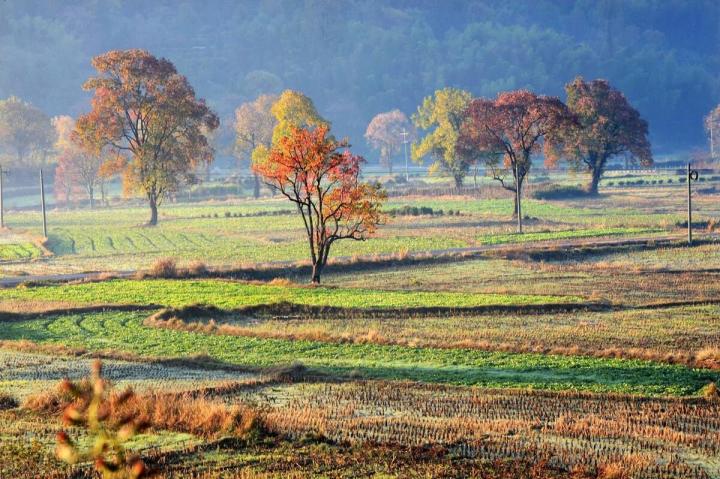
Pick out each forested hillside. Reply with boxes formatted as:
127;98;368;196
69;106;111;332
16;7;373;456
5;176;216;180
0;0;718;154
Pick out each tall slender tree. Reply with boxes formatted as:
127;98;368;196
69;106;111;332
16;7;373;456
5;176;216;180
76;49;219;225
705;105;720;161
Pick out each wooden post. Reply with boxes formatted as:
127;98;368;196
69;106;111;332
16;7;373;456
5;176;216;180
40;168;47;238
0;165;4;229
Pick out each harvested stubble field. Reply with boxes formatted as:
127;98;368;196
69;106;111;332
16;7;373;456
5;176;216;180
1;188;720;478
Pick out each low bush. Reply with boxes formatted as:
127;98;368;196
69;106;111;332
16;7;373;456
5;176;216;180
387;205;452;217
531;185;588;200
149;258;177;279
0;392;18;410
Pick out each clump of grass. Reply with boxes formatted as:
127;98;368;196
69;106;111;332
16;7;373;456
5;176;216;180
701;382;719;401
186;260;209;276
23;362;263;441
149;258;177;279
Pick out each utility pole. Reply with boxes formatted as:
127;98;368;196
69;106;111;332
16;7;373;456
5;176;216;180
401;128;409;182
687;162;699;245
0;165;5;229
40;168;47;238
711;120;715;160
515;160;522;234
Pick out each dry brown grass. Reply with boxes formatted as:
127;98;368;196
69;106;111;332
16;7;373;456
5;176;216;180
185;260;209;276
260;381;720;479
24;383;261;439
148;258;178;278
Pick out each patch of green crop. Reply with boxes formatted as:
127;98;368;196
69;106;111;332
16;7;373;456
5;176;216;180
0;311;715;396
0;243;42;261
476;227;663;245
0;279;580;309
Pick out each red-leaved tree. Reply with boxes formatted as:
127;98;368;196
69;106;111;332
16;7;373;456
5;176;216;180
458;91;574;227
253;126;386;283
550;77;652;194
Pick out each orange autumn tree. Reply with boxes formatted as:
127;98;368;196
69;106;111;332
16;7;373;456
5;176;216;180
253;126;385;283
76;49;219;225
458;90;574;230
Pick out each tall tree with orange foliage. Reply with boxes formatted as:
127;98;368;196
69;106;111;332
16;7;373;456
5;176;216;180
76;49;219;225
552;77;652;194
253;126;385;283
458;91;574;230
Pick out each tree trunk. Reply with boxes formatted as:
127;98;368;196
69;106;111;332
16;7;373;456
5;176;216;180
148;196;158;226
310;261;322;284
88;186;95;209
453;174;463;189
253;173;260;199
588;167;602;195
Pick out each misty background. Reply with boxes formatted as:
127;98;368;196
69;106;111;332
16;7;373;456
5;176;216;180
0;0;718;161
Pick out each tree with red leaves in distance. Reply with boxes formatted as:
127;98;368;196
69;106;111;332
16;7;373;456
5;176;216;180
52;115;110;208
76;49;219;225
365;110;415;175
550;77;652;195
458;90;574;227
253;126;386;284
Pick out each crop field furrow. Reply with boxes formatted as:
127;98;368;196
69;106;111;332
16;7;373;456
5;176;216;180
252;381;720;478
136;233;159;250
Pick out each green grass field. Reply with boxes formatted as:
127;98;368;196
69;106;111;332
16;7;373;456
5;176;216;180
0;278;580;308
0;310;714;396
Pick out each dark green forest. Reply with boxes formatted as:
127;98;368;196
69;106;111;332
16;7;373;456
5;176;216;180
1;0;718;155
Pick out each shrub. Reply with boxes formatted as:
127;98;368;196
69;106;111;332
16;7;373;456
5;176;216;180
186;260;209;276
531;185;588;200
0;392;18;410
150;258;177;278
225;211;232;217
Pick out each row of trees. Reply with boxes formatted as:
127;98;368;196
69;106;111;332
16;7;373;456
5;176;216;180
410;78;653;202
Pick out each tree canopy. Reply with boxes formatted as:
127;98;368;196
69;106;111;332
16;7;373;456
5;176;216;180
551;77;652;194
411;88;472;187
0;96;55;168
76;49;219;225
458;90;574;223
253;125;385;283
365;110;415;174
1;0;716;160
